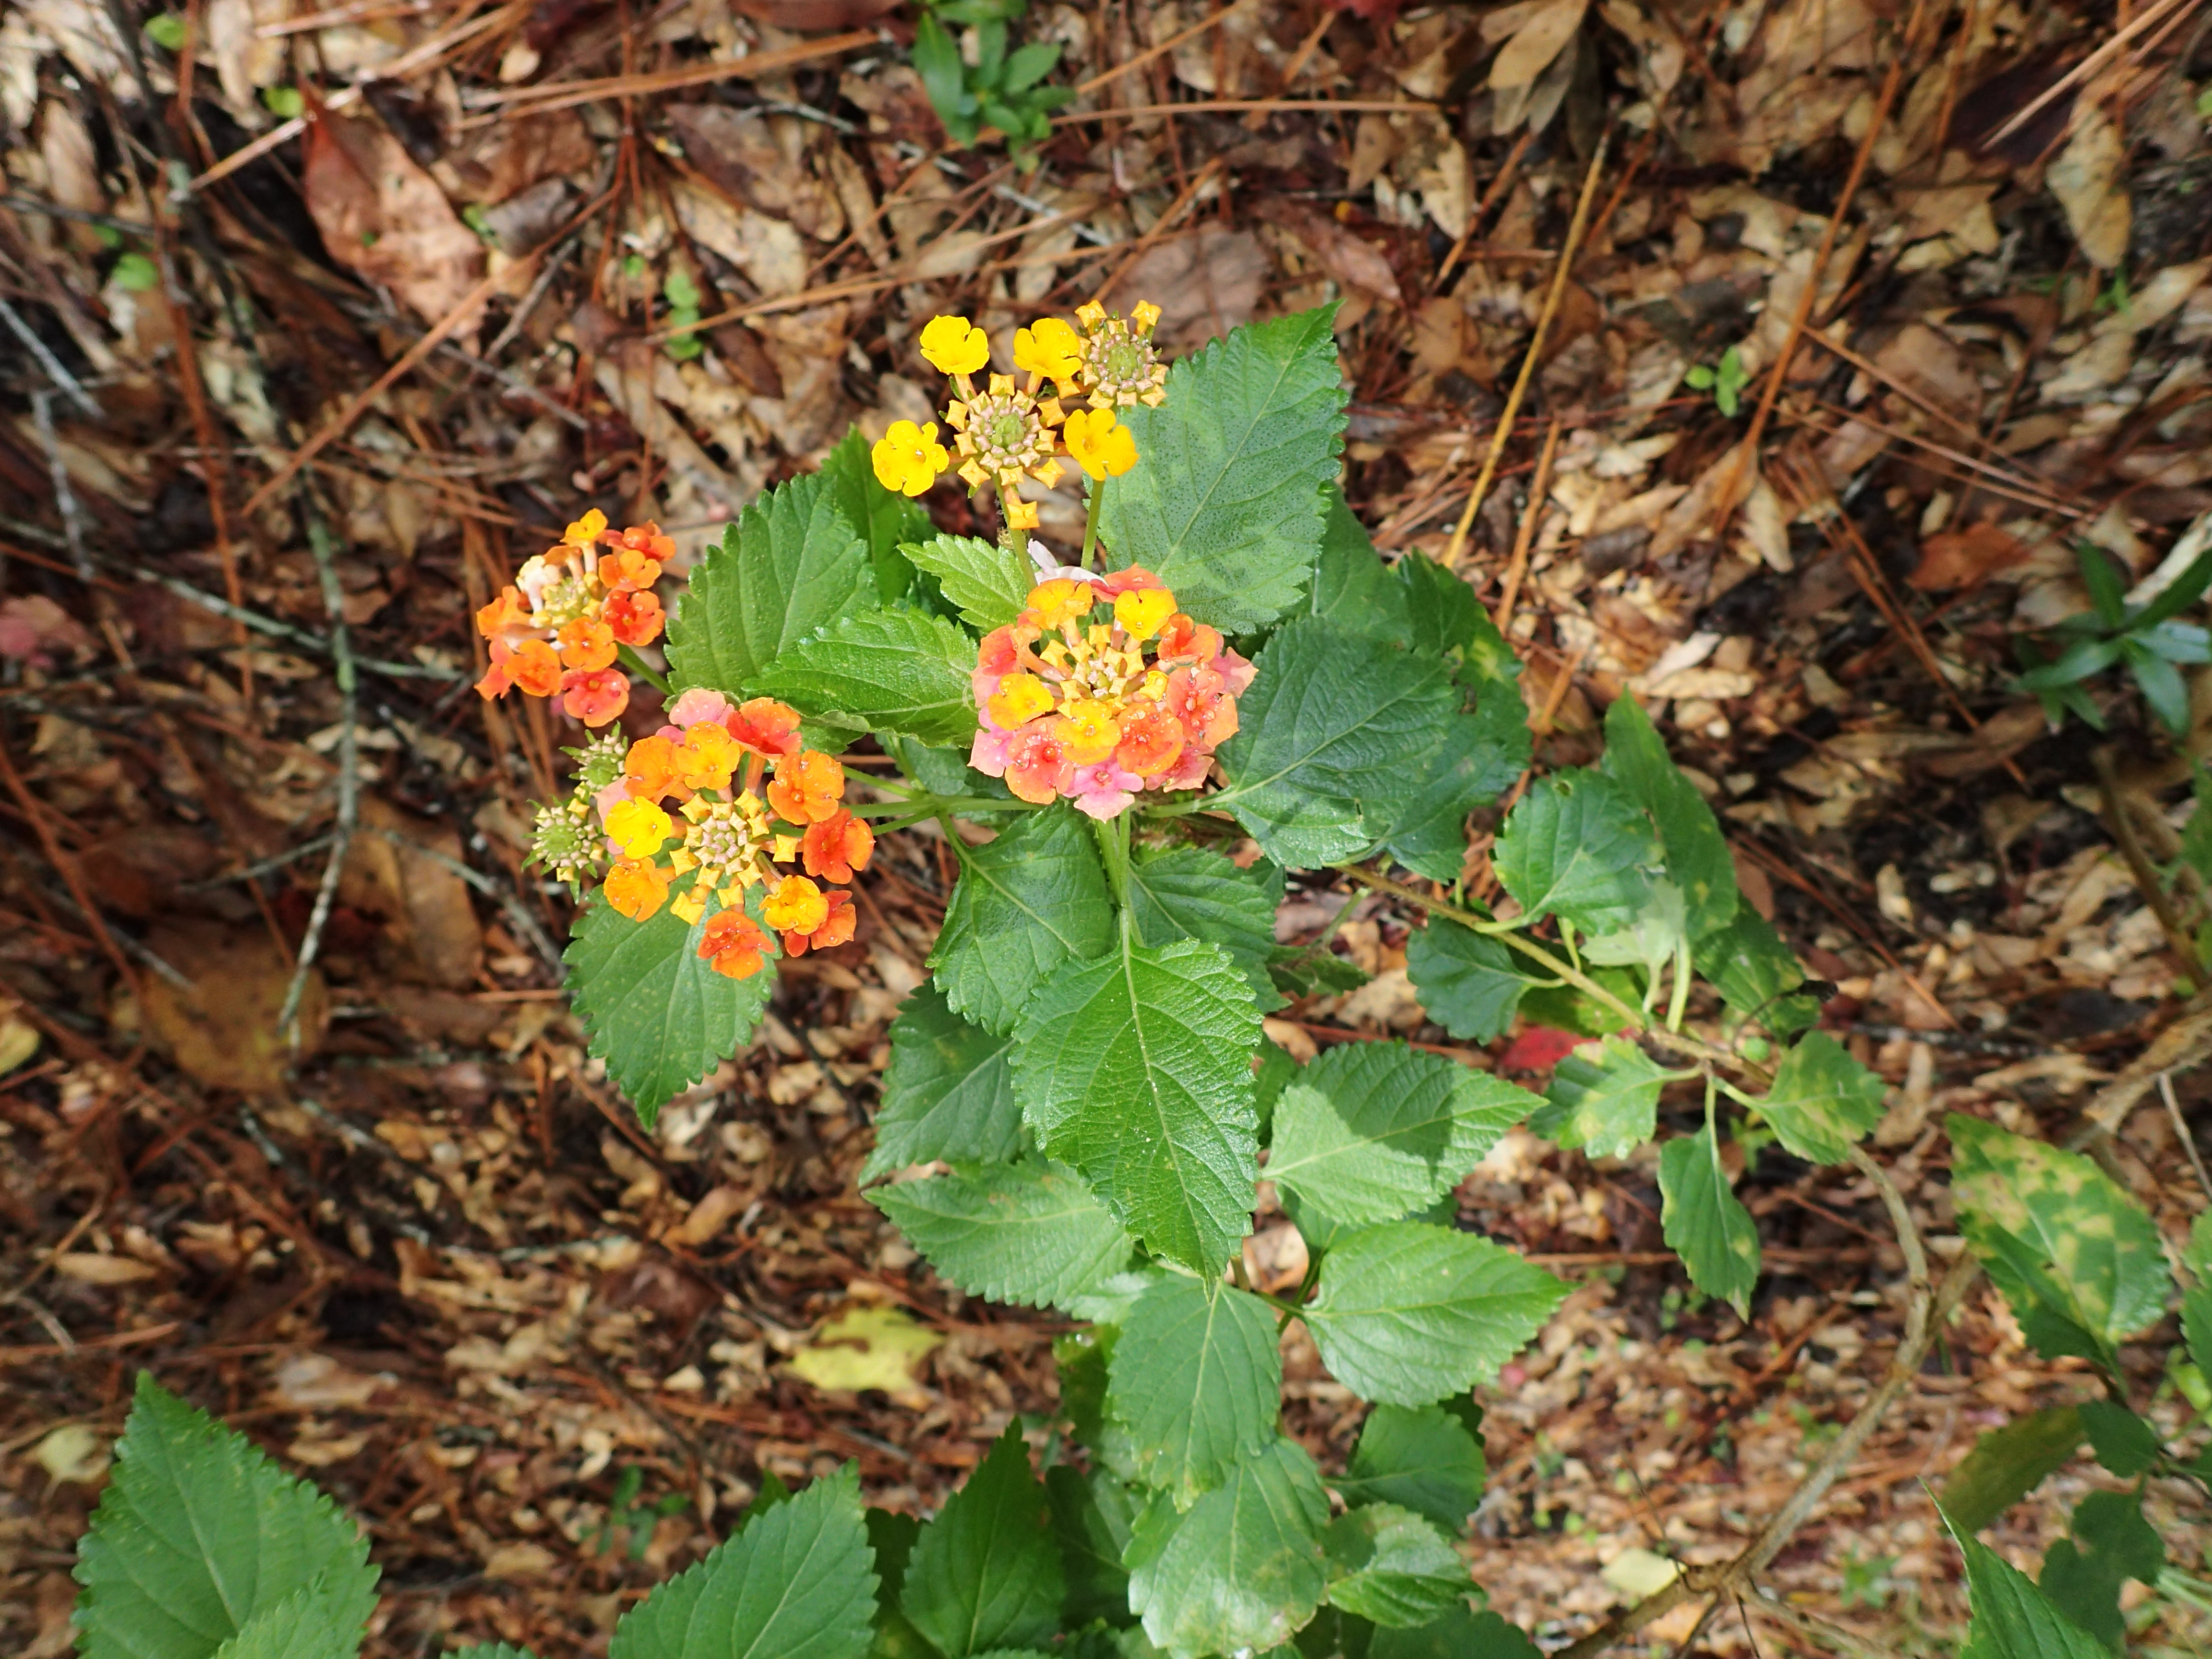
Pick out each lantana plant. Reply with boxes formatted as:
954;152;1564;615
440;301;1927;1657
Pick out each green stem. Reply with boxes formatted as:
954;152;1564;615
1667;934;1693;1032
1082;478;1104;566
617;643;671;695
849;793;1031;819
1095;810;1133;919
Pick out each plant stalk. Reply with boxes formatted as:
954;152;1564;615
1082;478;1104;565
617;642;670;695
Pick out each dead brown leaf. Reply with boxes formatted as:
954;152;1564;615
2048;104;2132;270
1255;200;1403;306
1490;0;1587;91
671;105;846;242
302;107;486;338
141;926;329;1093
1110;226;1268;348
1910;521;2030;590
339;796;485;990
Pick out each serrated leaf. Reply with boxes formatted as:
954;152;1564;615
1937;1407;2085;1535
1268;943;1370;1001
667;472;871;691
1124;1439;1331;1659
868;1161;1133;1310
2076;1399;2158;1478
1322;1503;1470;1628
902;1426;1062;1658
1405;923;1535;1044
1530;1036;1671;1159
1370;1607;1539;1659
1302;1223;1567;1406
1335;1404;1486;1534
206;1581;366;1659
74;1374;379;1659
821;427;935;603
749;607;979;749
1658;1126;1760;1317
2037;1489;2163;1648
900;534;1034;632
932;806;1116;1035
1697;908;1820;1036
864;986;1022;1179
1599;697;1737;940
1265;1041;1538;1235
1954;1527;2110;1659
2186;1284;2212;1384
1494;770;1661;934
1046;1465;1136;1627
1755;1032;1887;1164
1013;937;1262;1274
1128;845;1286;1012
567;877;776;1128
1375;714;1526;883
612;1464;875;1659
1099;305;1348;633
1107;1276;1283;1503
1215;616;1457;868
1948;1115;2170;1366
1307;488;1411;644
1396;554;1509;685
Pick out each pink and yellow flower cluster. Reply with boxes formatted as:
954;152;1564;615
474;509;671;727
591;688;872;978
970;569;1251;820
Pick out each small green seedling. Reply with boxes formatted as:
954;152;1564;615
1683;345;1750;417
911;0;1073;170
594;1464;690;1562
2014;538;2212;734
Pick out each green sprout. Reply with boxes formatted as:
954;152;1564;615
2014;538;2212;735
1683;345;1751;417
143;12;188;50
911;0;1073;172
663;268;705;363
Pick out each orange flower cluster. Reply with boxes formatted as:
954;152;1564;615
475;509;671;727
591;688;872;978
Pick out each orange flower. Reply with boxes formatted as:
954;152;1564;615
1004;725;1072;805
784;889;854;956
762;874;830;936
1113;587;1177;643
604;857;671;921
563;508;609;548
511;638;564;697
624;734;680;801
675;723;740;793
476;587;528;639
698;908;772;979
1155;614;1221;661
601;548;661;595
729;698;802;758
802;810;874;883
606;521;674;562
601;588;664;647
558;615;618;672
767;750;844;824
562;668;628;726
1115;700;1186;777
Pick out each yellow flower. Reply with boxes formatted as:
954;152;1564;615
988;671;1057;728
1005;496;1041;531
871;420;949;497
763;874;830;934
1131;301;1162;336
1114;587;1177;642
919;315;990;376
1056;699;1122;765
606;797;673;858
563;507;608;547
1014;317;1083;385
1026;579;1094;629
1063;409;1139;481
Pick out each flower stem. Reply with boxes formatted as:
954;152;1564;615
616;643;670;695
849;794;1031;819
1082;478;1104;566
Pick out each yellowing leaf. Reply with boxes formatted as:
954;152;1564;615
33;1423;110;1485
787;1304;942;1395
1602;1548;1680;1601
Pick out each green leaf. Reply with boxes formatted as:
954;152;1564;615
1517;967;1641;1039
1125;1440;1331;1659
1658;1126;1760;1317
901;533;1035;632
902;1426;1062;1658
932;805;1116;1035
1013;937;1262;1274
74;1374;380;1659
667;472;872;692
2124;636;2191;734
567;877;776;1128
1370;1608;1539;1659
1128;845;1286;1012
1303;1223;1568;1406
1108;1275;1283;1502
1599;697;1736;939
1493;770;1661;934
2186;1284;2212;1383
1954;1528;2109;1659
1947;1115;2170;1365
1099;305;1348;633
1046;1465;1136;1627
1405;922;1536;1044
1936;1407;2085;1535
1269;943;1370;1001
1334;1405;1486;1534
210;1584;371;1659
1215;616;1457;868
2037;1490;2163;1649
864;985;1023;1179
1754;1032;1886;1165
612;1465;876;1659
868;1161;1133;1310
822;427;935;603
1530;1036;1671;1159
1307;488;1411;644
1322;1504;1469;1629
866;1507;920;1603
1266;1041;1538;1235
749;607;979;749
2076;1399;2159;1479
1697;910;1819;1037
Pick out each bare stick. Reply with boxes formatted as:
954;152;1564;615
279;502;358;1046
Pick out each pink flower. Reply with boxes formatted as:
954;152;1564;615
1070;760;1142;820
1214;646;1256;696
593;780;632;826
970;725;1012;777
1157;747;1213;792
665;687;733;729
